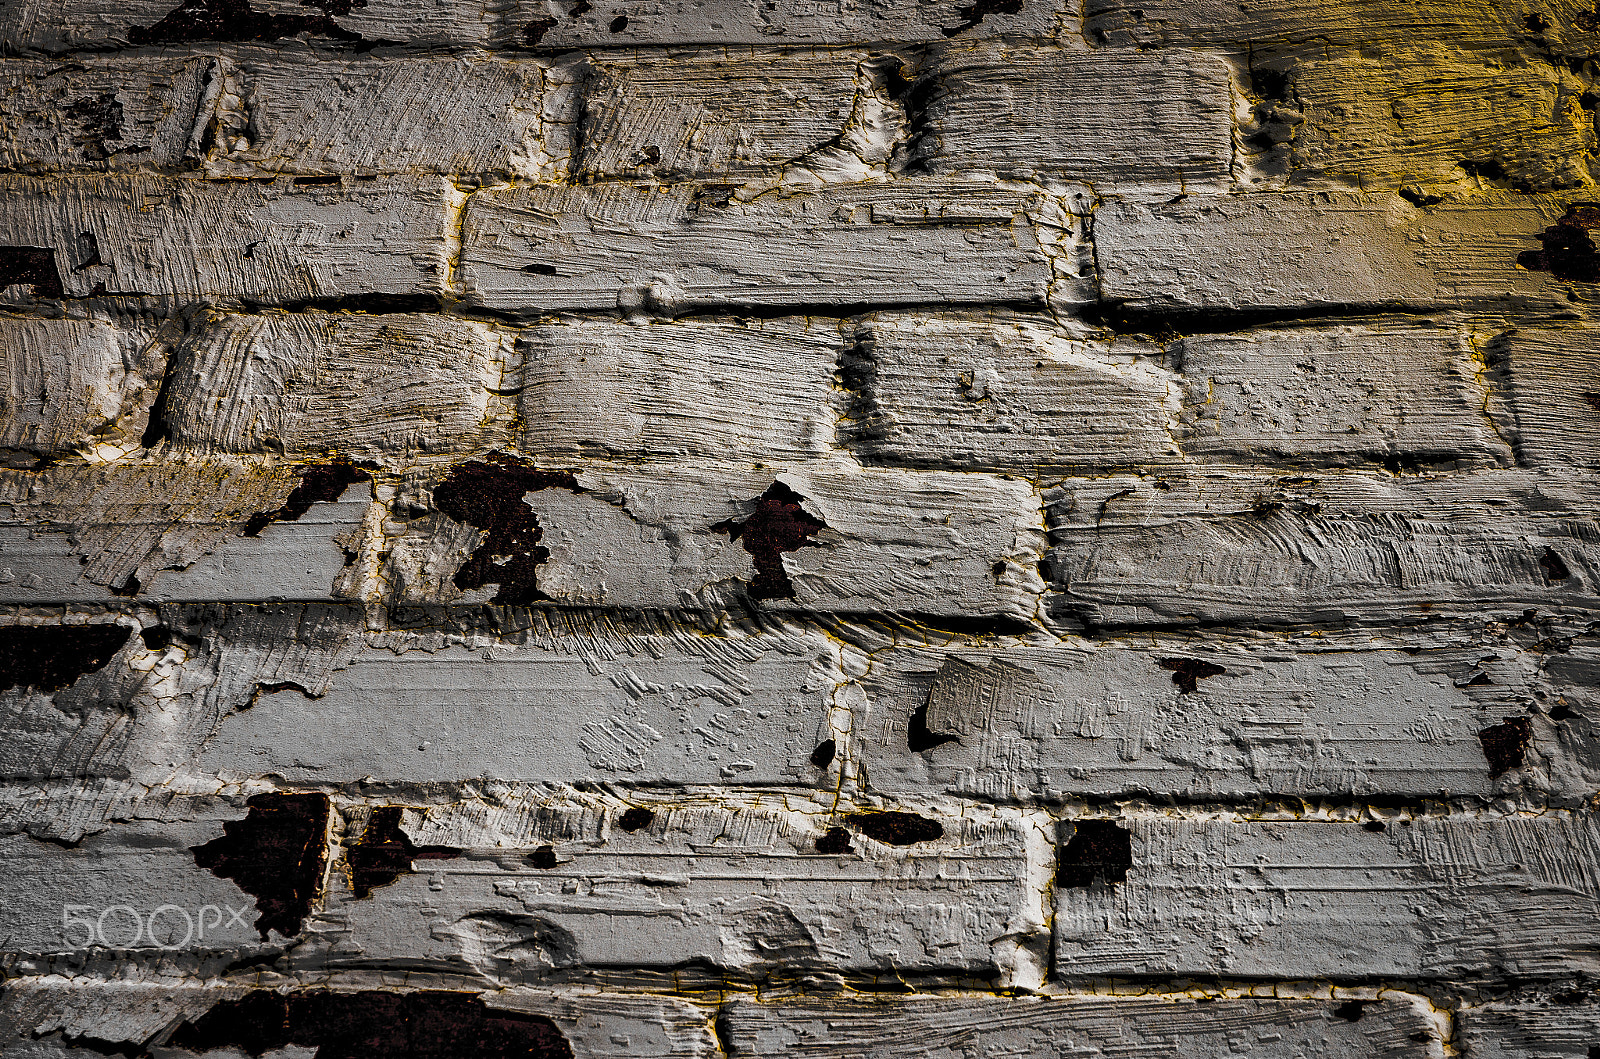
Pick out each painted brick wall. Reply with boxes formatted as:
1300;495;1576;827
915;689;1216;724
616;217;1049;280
1;1;1598;1056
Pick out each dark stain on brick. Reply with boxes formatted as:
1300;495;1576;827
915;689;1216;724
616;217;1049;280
522;17;557;44
243;459;372;537
1478;716;1533;777
168;990;573;1059
1158;657;1226;693
907;702;960;753
74;232;103;272
348;806;461;899
0;623;131;693
128;0;363;45
65;94;125;161
711;482;827;600
0;247;64;298
942;0;1023;36
190;792;331;940
1057;820;1132;888
810;738;836;769
845;811;943;846
527;845;557;869
1539;546;1573;582
1518;204;1600;283
1332;999;1368;1022
433;452;582;605
815;826;853;855
609;14;627;30
617;806;656;833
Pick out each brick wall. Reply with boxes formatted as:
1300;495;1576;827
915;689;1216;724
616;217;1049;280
1;1;1597;1056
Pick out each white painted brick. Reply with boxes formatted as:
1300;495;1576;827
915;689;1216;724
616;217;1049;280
0;175;448;305
0;980;718;1059
0;0;498;52
0;59;212;171
204;56;562;180
1055;813;1600;979
855;631;1566;802
1176;324;1511;466
1095;193;1570;312
0;316;166;462
0;813;286;957
385;458;1046;618
1045;469;1600;627
844;311;1179;471
576;51;880;182
1270;46;1595;192
1487;325;1600;469
163;311;508;458
192;613;842;786
723;994;1442;1058
1082;0;1573;51
317;795;1040;980
459;180;1092;315
509;0;1072;48
1458;1000;1600;1059
914;45;1234;189
514;317;841;463
0;460;372;602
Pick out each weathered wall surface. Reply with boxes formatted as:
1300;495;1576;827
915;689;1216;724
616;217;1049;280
0;1;1596;1056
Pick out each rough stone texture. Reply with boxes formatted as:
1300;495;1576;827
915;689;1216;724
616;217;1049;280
0;0;1595;1049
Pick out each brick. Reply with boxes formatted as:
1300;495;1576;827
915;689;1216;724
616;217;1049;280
0;807;305;957
723;994;1442;1057
203;56;564;180
0;460;373;603
385;457;1047;618
842;311;1179;472
855;629;1568;802
1457;1000;1600;1059
1094;192;1570;313
0;58;213;171
913;46;1234;188
191;610;843;787
1486;325;1600;469
514;317;841;463
1262;46;1595;192
1083;0;1591;53
1045;469;1600;627
1054;813;1600;979
314;794;1041;980
0;0;498;52
506;0;1071;48
0;175;449;305
163;311;509;458
0;316;167;463
458;180;1091;315
576;51;888;182
1175;323;1511;467
0;979;718;1059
